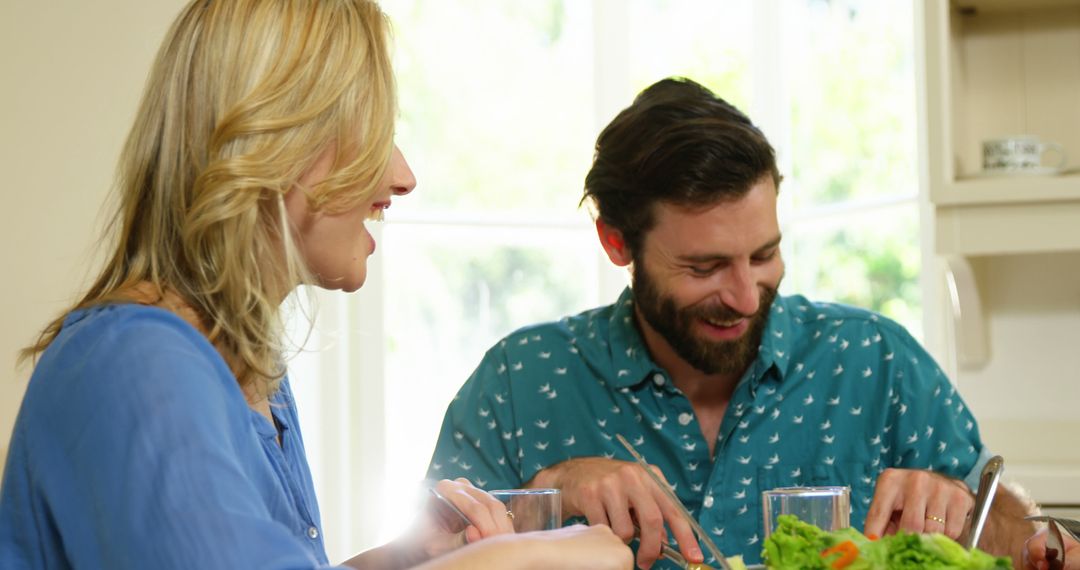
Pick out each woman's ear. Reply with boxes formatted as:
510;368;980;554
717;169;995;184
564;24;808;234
596;219;632;267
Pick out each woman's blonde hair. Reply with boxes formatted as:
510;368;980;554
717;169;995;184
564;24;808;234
22;0;396;397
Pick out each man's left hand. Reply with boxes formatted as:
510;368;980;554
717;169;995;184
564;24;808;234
864;467;974;540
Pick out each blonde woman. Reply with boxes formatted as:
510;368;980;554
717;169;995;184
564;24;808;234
0;1;631;569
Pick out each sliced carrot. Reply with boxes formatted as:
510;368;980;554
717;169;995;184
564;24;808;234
821;540;859;569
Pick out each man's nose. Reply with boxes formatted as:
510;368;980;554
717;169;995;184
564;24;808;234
718;263;760;317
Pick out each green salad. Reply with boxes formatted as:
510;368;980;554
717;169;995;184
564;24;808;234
761;515;1011;570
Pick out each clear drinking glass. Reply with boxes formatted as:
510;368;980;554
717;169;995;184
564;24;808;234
762;486;851;538
489;488;562;532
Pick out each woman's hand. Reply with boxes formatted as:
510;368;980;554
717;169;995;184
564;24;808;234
413;478;516;560
344;491;632;570
1023;526;1080;570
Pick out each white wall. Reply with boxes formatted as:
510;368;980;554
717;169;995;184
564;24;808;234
0;2;187;466
956;253;1080;505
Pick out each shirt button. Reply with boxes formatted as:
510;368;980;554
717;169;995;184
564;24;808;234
307;526;319;539
653;373;666;386
703;495;715;508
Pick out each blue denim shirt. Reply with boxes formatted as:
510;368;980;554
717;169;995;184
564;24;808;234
428;288;991;566
0;304;339;569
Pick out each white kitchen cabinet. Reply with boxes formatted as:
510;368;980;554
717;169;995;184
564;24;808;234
919;0;1080;507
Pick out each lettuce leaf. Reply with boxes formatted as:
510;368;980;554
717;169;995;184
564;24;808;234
762;515;1010;570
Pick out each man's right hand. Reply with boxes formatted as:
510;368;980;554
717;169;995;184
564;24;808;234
528;457;704;570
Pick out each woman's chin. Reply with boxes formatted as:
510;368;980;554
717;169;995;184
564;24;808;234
315;269;368;293
342;279;366;293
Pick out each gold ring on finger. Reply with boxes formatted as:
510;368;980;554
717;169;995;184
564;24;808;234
925;514;946;525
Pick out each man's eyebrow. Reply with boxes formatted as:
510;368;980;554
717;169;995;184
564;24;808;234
675;235;783;263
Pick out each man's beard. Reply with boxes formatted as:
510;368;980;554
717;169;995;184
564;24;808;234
632;262;778;376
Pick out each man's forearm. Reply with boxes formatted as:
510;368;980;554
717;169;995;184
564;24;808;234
977;481;1038;567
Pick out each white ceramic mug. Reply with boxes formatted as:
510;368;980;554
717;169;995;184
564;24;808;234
982;135;1066;172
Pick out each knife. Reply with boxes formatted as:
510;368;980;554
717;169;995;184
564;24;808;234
616;434;733;570
964;455;1003;550
428;486;472;533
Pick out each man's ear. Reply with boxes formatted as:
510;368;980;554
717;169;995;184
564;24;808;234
596;219;632;267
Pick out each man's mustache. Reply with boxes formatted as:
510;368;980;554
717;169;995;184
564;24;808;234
686;294;772;322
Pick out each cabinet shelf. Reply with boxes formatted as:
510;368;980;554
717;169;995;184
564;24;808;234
924;0;1080;253
936;199;1080;255
934;173;1080;206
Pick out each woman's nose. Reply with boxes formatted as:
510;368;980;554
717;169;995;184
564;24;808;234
389;145;416;196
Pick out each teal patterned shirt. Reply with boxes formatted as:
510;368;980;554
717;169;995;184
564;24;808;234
427;288;991;566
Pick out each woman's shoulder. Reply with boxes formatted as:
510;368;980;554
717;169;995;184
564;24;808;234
28;303;240;414
13;303;255;467
53;302;218;361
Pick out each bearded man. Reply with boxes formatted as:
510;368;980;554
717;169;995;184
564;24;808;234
426;77;1035;569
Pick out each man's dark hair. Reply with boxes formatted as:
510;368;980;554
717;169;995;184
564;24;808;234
582;77;781;257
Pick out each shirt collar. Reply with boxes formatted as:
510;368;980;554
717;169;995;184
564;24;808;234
604;287;795;390
749;294;794;388
605;288;662;389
